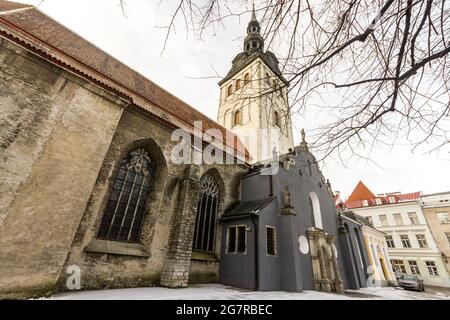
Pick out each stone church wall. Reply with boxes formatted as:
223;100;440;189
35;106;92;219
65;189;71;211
0;39;126;298
0;37;247;298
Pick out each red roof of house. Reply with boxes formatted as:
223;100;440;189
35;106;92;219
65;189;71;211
347;181;376;202
0;1;250;162
346;191;421;209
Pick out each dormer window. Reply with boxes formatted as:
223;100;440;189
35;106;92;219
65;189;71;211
375;198;383;205
362;199;369;207
388;196;397;204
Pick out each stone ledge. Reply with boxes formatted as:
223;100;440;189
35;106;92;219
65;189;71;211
84;239;150;258
191;251;219;262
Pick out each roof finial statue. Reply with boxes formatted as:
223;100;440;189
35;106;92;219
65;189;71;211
282;185;295;215
300;128;308;151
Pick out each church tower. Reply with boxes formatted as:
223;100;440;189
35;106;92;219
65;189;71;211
217;6;294;163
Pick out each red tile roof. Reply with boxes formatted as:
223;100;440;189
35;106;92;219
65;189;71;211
347;181;376;202
346;191;421;209
0;1;250;162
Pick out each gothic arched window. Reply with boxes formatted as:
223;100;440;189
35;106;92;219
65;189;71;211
97;148;154;242
227;84;233;97
244;73;250;85
236;79;241;91
193;174;220;252
309;192;323;229
234;110;242;126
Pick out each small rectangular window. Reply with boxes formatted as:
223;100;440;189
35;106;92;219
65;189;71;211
227;226;246;254
266;226;277;256
445;233;450;245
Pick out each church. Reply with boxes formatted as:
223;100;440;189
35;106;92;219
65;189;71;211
0;1;368;298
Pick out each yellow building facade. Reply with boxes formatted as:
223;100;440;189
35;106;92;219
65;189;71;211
362;225;397;286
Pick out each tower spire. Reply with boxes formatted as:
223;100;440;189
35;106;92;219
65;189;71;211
244;3;264;52
251;2;257;21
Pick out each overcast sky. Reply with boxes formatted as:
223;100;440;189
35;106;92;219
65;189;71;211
15;0;450;199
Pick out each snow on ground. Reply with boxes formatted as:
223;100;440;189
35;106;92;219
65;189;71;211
43;284;450;300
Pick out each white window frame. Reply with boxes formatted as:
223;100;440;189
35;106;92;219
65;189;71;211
407;260;420;275
379;215;388;227
415;234;428;248
408;212;419;225
393;213;403;226
425;261;439;276
391;259;406;274
386;235;395;248
400;235;411;248
437;212;450;224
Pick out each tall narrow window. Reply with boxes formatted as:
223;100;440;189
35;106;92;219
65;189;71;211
244;73;250;85
193;174;219;252
98;148;154;242
273;110;280;127
266;226;277;256
227;84;233;97
309;192;323;229
234;110;242;126
236;79;241;91
226;225;246;254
